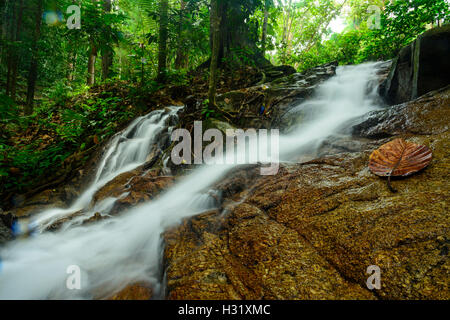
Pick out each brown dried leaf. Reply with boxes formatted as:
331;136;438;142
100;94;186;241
369;138;432;192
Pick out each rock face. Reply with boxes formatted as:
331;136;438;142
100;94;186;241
91;168;175;216
0;210;15;246
214;62;339;130
163;86;449;300
0;217;13;246
381;25;450;105
43;168;175;231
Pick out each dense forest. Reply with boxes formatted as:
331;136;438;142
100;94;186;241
0;0;449;203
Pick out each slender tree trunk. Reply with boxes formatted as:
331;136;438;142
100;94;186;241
25;0;43;115
87;41;98;86
10;0;24;100
140;43;145;86
102;50;113;81
5;0;16;97
67;37;75;82
0;0;10;65
175;0;187;70
208;0;221;108
280;0;292;64
157;0;169;82
101;0;113;80
261;1;269;56
67;50;77;82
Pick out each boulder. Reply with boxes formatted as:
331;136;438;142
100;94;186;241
381;25;450;104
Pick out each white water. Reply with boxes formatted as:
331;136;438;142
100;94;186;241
0;62;383;299
30;107;182;232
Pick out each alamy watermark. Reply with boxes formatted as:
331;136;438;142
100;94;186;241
43;5;81;29
367;5;382;30
366;265;381;290
66;5;81;30
55;4;382;31
66;265;81;290
171;122;280;175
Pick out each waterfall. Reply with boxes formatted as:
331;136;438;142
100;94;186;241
0;62;384;299
29;106;183;232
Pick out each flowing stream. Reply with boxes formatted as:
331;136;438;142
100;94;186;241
31;107;182;232
0;62;384;299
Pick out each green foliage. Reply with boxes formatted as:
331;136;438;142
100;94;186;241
0;94;19;123
275;0;450;71
164;69;190;86
201;99;215;119
0;86;140;196
357;0;450;60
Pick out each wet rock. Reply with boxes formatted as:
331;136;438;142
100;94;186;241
163;86;449;300
262;65;297;83
92;170;140;204
270;62;338;130
204;119;237;136
82;212;107;225
7;187;72;218
0;218;13;246
108;284;153;300
1;210;13;228
214;62;338;131
353;86;450;139
44;210;85;232
109;175;174;215
317;135;368;157
92;168;175;216
0;209;15;245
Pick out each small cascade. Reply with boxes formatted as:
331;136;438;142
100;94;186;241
30;106;183;232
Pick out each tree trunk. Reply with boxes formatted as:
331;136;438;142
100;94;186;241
102;50;113;81
208;0;221;108
101;0;113;80
10;0;24;100
67;50;77;83
0;0;10;65
175;0;188;70
280;0;292;65
213;1;268;68
261;1;269;56
25;0;43;115
87;41;98;86
157;0;169;82
5;0;16;97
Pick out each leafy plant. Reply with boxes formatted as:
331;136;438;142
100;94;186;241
201;99;215;119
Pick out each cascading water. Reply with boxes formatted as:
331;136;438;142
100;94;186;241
30;107;182;232
278;62;382;160
0;62;384;299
